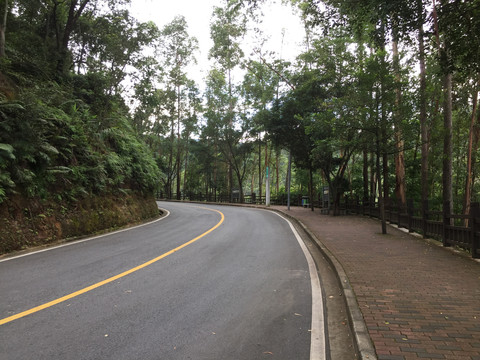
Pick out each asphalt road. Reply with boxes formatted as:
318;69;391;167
0;202;325;360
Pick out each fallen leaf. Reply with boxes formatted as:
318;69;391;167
263;351;273;355
294;313;303;317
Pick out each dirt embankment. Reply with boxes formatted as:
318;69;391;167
0;193;159;254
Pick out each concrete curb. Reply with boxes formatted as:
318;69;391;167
270;208;377;360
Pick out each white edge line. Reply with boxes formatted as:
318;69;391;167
0;208;170;263
271;211;326;360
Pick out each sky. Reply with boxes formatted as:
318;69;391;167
128;0;305;86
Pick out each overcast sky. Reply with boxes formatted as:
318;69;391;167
128;0;305;86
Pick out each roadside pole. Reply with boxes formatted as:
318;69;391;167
266;166;270;206
287;151;291;210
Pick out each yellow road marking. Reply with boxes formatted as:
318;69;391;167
0;207;224;326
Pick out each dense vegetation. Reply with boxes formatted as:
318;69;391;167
1;0;479;250
0;0;161;252
152;0;479;224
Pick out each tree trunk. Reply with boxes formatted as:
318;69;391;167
0;0;8;58
265;141;269;206
377;133;387;234
443;71;453;217
392;32;407;207
370;151;376;204
363;148;369;202
251;174;254;198
463;84;479;218
379;19;389;207
176;84;181;200
287;151;292;210
379;20;387;232
418;0;429;213
276;149;280;194
309;167;314;211
183;142;189;199
258;138;262;200
382;135;389;201
433;0;453;216
57;0;91;75
214;141;217;202
167;119;175;199
235;171;244;203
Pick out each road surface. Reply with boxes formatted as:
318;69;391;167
0;202;325;359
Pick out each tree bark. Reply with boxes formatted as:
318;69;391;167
377;133;387;234
418;0;429;211
183;142;189;199
379;19;387;232
443;71;453;216
276;149;280;194
370;151;376;204
258;138;262;199
213;141;217;202
0;0;8;58
309;167;314;211
176;84;181;200
463;85;479;218
167;125;175;199
392;32;407;207
433;0;453;216
363;148;369;202
57;0;91;75
287;151;292;210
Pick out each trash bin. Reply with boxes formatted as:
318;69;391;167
302;196;310;208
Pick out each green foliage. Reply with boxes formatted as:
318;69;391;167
0;0;162;208
3;0;478;216
0;69;161;205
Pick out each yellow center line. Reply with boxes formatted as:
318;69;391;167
0;207;224;326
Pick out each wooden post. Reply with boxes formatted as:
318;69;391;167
470;202;479;258
443;200;451;247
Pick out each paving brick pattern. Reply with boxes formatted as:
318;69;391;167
275;207;480;360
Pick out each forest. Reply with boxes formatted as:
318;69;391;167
0;0;479;250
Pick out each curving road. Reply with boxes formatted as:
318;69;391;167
0;202;325;360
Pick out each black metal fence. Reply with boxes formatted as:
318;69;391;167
345;199;480;259
157;191;480;258
157;192;312;207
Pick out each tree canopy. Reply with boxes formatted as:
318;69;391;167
2;0;480;228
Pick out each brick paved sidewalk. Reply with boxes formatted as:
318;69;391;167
274;206;480;360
